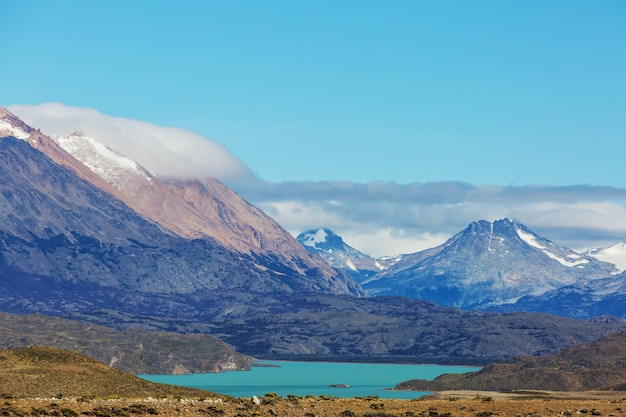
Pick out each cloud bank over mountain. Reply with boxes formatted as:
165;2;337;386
233;181;626;257
8;103;626;257
8;103;253;181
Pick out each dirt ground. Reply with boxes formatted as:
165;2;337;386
4;391;626;417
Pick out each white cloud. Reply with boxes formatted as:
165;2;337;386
235;181;626;257
342;229;451;258
8;103;254;181
256;200;446;257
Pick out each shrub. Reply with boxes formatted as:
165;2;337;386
61;409;79;417
362;413;398;417
78;396;96;403
199;406;224;416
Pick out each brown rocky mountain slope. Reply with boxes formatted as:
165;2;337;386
0;115;361;320
1;106;359;294
3;105;346;284
395;329;626;392
165;177;332;277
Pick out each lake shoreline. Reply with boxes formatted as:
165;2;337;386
252;354;493;366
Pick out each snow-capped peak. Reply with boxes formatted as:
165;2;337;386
0;119;30;140
53;131;153;186
514;224;589;268
300;229;330;248
297;228;402;283
0;107;33;140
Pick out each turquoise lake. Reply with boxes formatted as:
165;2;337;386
140;361;480;399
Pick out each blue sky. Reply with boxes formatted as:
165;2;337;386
2;1;626;255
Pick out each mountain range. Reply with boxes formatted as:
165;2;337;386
2;105;626;364
299;220;626;317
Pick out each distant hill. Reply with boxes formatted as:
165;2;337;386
395;330;626;392
0;312;253;374
0;346;216;399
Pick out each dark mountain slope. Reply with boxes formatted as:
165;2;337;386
205;294;626;362
490;271;626;319
0;136;166;245
0;311;253;374
396;329;626;392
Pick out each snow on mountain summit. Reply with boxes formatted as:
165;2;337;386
514;223;591;268
300;229;331;249
587;242;626;273
0;119;30;140
0;107;33;140
54;131;153;188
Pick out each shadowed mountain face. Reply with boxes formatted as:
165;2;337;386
0;311;254;374
0;105;361;294
489;270;626;319
45;128;345;283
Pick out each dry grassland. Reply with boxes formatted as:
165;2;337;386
3;391;626;417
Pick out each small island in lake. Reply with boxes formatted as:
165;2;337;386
328;384;351;388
